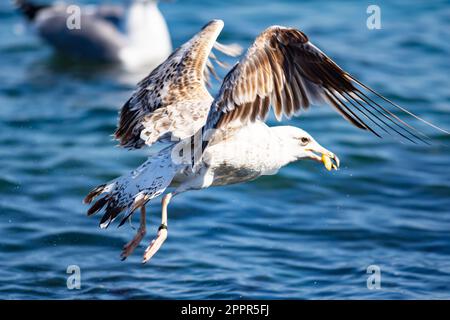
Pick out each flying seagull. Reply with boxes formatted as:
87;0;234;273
14;0;172;70
84;20;448;263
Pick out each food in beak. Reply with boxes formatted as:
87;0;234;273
322;153;338;171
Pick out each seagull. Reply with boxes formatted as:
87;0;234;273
14;0;172;70
84;20;448;263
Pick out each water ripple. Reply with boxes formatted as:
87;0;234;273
0;0;449;299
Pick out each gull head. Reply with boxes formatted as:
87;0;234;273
274;126;340;171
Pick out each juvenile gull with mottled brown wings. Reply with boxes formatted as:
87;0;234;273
84;20;448;264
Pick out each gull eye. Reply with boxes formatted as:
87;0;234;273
300;137;310;145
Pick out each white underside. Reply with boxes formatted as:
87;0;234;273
172;122;296;192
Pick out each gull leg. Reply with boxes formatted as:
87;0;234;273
142;192;173;264
120;206;146;261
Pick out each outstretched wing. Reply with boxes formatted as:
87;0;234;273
203;26;447;144
115;20;242;149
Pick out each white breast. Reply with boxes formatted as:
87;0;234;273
203;122;289;182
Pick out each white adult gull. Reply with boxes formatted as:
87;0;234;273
14;0;172;70
84;20;448;263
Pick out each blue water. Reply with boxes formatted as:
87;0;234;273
1;0;450;299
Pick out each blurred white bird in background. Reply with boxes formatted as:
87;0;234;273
14;0;172;71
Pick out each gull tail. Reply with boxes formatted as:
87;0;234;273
83;146;178;229
13;0;49;21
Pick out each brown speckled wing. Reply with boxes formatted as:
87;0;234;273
115;20;241;149
204;26;432;145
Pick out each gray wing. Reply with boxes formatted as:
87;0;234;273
203;26;442;144
34;5;126;61
115;20;242;149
